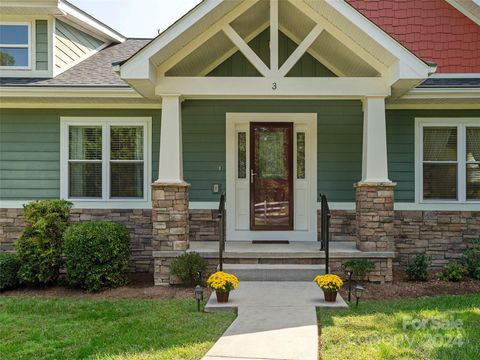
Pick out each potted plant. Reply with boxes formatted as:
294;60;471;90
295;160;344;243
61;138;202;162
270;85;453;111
314;274;343;302
207;271;239;303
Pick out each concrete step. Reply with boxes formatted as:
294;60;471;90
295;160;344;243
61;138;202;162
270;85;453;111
221;264;326;281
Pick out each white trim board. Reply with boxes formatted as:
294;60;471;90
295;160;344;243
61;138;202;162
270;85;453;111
225;112;317;242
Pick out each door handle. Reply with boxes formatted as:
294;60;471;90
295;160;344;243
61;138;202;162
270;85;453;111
250;169;257;184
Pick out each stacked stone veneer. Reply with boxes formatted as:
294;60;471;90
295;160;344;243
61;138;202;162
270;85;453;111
394;210;480;269
355;182;396;252
0;208;153;273
318;209;357;242
151;182;190;285
189;209;220;241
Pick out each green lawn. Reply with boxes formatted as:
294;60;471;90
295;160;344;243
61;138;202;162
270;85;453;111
318;293;480;360
0;297;234;360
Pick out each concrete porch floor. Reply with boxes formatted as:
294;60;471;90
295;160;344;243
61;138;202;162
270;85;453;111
188;240;394;259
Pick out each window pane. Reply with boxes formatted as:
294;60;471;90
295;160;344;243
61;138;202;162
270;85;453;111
237;132;246;179
423;127;457;161
467;163;480;200
0;25;28;44
111;126;143;160
466;128;480;162
0;48;28;66
69;126;102;160
297;132;305;179
110;163;144;198
423;164;457;200
69;163;102;198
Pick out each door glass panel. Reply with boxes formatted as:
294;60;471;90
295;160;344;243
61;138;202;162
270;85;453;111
297;132;305;179
251;123;292;229
237;132;246;179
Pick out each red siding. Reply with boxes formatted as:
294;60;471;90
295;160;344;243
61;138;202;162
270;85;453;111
347;0;480;73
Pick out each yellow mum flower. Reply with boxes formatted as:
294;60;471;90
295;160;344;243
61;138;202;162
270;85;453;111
313;274;343;291
207;271;239;292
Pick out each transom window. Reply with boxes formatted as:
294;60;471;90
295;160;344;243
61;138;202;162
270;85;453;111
61;118;151;202
418;119;480;203
0;23;30;68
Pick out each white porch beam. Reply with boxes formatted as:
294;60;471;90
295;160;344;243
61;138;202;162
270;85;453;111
278;24;323;77
157;95;183;183
155;77;390;97
223;24;271;77
361;96;391;183
270;0;279;72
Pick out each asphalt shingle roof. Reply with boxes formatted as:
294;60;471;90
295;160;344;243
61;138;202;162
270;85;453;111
0;39;151;87
419;77;480;88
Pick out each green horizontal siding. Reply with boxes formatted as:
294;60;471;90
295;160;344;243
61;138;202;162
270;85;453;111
35;20;48;71
0;109;160;200
386;109;480;202
182;100;362;202
208;28;335;77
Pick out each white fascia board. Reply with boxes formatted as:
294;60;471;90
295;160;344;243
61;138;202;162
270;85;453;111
120;0;224;79
57;0;125;43
430;73;480;78
446;0;480;25
329;0;434;79
403;87;480;99
0;86;143;98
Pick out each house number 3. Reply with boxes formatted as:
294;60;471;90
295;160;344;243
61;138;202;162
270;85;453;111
272;82;277;90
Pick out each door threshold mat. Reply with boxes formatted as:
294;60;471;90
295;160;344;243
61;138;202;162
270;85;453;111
252;240;290;244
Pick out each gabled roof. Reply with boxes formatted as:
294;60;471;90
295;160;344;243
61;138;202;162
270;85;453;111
347;0;480;73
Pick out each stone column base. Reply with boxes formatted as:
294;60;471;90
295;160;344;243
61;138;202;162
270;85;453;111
152;181;190;285
355;181;396;253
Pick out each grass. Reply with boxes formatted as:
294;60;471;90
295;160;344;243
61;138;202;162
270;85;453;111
0;297;234;360
318;293;480;360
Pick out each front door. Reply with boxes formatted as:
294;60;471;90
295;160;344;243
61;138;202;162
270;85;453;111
250;122;293;230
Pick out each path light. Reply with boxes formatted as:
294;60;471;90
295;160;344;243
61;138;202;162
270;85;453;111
355;284;364;307
195;285;204;312
346;271;353;302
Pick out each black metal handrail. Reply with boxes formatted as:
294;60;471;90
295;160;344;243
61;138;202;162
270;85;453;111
320;192;331;274
217;192;226;271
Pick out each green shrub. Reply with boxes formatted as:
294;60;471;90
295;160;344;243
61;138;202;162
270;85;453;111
438;263;468;282
0;251;21;291
406;254;429;281
14;200;72;286
341;259;375;281
62;221;130;292
170;252;207;286
460;239;480;280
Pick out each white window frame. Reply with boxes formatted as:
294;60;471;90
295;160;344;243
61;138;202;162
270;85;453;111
0;22;31;70
415;118;480;205
60;117;152;208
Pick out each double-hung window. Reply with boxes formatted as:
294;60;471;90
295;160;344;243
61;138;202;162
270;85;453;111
0;23;30;68
418;118;480;203
61;118;151;202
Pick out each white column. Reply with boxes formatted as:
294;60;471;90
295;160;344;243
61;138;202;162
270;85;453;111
361;96;391;183
157;95;183;183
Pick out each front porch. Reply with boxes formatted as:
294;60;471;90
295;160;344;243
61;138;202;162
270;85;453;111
153;240;395;284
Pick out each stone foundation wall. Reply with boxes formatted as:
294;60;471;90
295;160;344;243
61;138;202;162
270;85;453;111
330;258;393;284
394;210;480;269
0;208;153;273
318;209;356;242
189;209;220;241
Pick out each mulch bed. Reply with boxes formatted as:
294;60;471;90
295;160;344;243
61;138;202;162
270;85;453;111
2;272;479;301
339;271;480;301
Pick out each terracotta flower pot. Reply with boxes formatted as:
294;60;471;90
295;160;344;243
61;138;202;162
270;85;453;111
323;289;338;302
216;290;230;303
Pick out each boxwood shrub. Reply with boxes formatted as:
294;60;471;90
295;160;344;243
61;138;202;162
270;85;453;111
0;251;21;291
62;221;130;292
14;200;72;286
170;252;208;286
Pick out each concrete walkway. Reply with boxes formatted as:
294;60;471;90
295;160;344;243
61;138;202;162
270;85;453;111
203;281;347;360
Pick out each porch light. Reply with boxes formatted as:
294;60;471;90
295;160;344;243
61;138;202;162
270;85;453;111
194;285;204;312
355;284;364;307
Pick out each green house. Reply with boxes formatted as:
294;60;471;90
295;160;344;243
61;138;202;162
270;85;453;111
1;0;479;285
